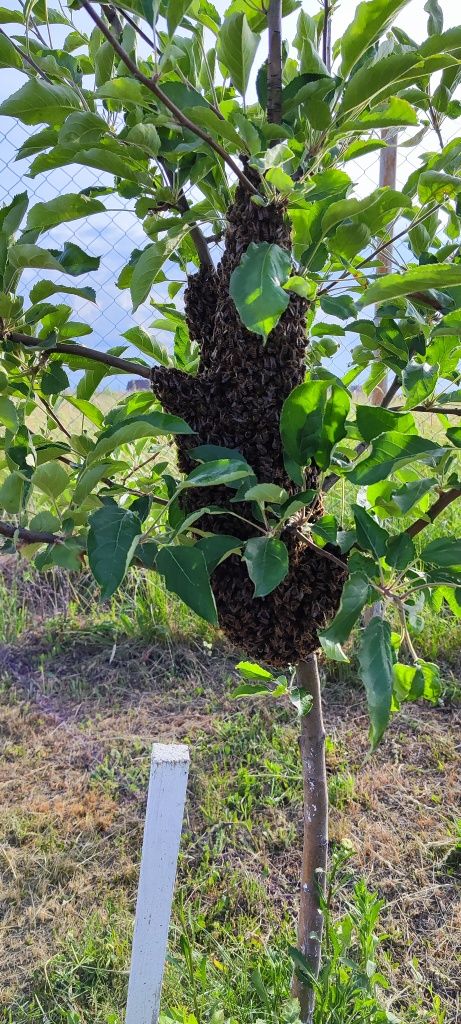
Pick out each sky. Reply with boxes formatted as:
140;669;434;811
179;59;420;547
0;0;460;394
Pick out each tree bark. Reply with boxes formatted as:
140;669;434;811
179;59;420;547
267;0;282;124
292;654;328;1024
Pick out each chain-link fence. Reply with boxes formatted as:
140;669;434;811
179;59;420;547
0;112;458;436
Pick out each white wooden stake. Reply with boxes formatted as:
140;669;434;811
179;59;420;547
126;743;190;1024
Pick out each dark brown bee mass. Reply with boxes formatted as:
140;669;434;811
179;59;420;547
151;165;346;666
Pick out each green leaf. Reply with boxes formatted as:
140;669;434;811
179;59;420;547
0;191;28;236
319;573;370;648
361;264;461;307
241;483;289;504
287;683;313;717
231;681;273;697
41;363;69;396
167;0;193;33
229;242;291;340
421;538;461;568
386;532;415;569
94;39;114;86
235;660;274;681
73;461;119;504
284;275;317;299
50;242;100;277
447;426;461;448
319;637;350;663
341;0;410;77
126;122;160;155
88;413;193;463
280;380;349;470
393;658;440;704
87;504;142;600
217;12;259;96
0;396;18;432
36;539;83;572
356;405;416;442
340;50;451;116
0;472;24;514
353;504;388;559
0;7;25;21
418;171;461;203
156;546;218;624
183;458;252;488
59;111;109;147
130;239;179;312
0;32;22;69
29;511;60;533
343;96;418;130
402;360;438;408
29;280;96;304
32;462;69;499
196;534;242;572
322;189;411;236
8;244;66;272
0;80;80;125
425;0;443;33
184;105;244;151
358;615;394;748
96;78;152;106
26;194;105;233
391;478;437;514
347;432;445;485
243;536;289;597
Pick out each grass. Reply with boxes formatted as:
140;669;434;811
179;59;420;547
0;562;459;1024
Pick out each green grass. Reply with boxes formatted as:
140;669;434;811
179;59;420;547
0;548;459;1024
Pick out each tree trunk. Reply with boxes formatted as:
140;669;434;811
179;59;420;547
292;654;328;1024
267;0;282;124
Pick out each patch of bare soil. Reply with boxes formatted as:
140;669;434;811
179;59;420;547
0;624;459;1020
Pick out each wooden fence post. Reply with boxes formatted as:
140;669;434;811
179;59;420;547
126;742;190;1024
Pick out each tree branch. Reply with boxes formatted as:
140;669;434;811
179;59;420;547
398;405;461;416
5;332;152;380
0;520;63;546
322;0;332;72
380;373;400;408
79;0;256;193
161;164;214;270
406;487;461;539
267;0;282;125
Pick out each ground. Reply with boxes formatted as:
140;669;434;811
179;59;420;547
0;562;460;1024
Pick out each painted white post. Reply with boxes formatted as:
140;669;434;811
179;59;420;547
126;743;190;1024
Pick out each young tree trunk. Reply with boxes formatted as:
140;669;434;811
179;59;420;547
292;654;328;1024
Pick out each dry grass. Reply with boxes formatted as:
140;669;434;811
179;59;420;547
0;566;460;1022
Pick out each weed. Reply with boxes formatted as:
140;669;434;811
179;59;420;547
0;571;29;642
91;743;151;798
1;909;129;1024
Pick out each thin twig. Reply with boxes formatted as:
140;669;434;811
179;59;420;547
397;405;461;416
40;395;73;441
406;487;461;539
322;0;332;72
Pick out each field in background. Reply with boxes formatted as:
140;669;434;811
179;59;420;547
0;562;459;1024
